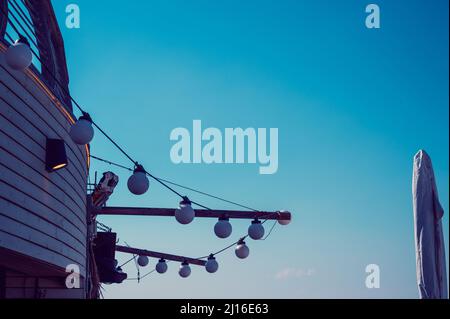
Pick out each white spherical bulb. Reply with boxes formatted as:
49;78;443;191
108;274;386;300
179;263;191;278
278;210;292;225
175;203;195;225
127;171;149;195
235;243;250;259
5;41;32;70
205;257;219;273
278;219;291;225
69;119;94;145
156;260;168;274
214;219;232;238
137;255;149;267
248;220;265;240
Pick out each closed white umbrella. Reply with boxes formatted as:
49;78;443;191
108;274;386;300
412;150;448;299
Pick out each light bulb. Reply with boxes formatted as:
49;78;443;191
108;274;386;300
278;210;292;225
175;197;195;224
5;37;32;71
235;240;250;259
127;164;149;195
214;217;232;238
179;261;191;278
205;255;219;273
137;255;149;267
248;219;265;240
69;113;94;145
156;259;168;274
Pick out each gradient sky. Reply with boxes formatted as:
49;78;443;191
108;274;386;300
49;0;450;298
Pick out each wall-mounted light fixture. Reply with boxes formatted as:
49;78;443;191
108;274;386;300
46;138;68;172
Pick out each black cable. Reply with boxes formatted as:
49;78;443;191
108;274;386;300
96;221;112;232
140;269;156;280
8;0;36;37
89;154;260;212
6;7;38;48
2;10;262;214
10;0;33;27
119;256;135;268
2;13;281;275
261;220;277;240
90;155;133;172
157;179;258;212
144;170;185;199
126;268;156;281
2;7;22;40
119;218;278;282
1;16;186;201
4;30;13;42
0;8;135;162
2;12;192;205
195;217;277;260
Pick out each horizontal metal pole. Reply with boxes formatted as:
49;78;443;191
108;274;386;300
115;245;206;266
94;207;291;221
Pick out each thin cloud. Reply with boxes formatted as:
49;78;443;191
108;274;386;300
275;267;316;280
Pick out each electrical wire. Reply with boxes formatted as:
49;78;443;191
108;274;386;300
1;9;282;283
5;6;38;49
261;220;278;240
2;7;270;216
0;9;217;212
89;154;260;212
8;0;36;37
90;155;132;172
89;154;279;269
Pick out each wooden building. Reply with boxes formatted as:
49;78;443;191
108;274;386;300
0;0;90;298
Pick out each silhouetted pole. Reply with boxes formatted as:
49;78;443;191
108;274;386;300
93;207;291;222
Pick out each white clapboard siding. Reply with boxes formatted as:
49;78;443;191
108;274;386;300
0;81;87;188
0;216;85;265
0;146;85;218
0;127;85;206
0;64;87;170
4;267;85;299
0;50;88;279
0;165;85;239
0;160;86;231
0;197;85;253
0;114;86;214
0;232;86;277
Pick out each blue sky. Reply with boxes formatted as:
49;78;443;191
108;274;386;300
51;0;449;298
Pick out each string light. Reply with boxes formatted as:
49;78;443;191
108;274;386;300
214;217;232;239
5;36;32;70
69;112;94;145
235;239;250;259
277;210;292;225
127;164;150;195
175;197;195;225
92;157;283;270
248;219;265;240
137;255;149;267
205;254;219;273
0;15;236;226
155;259;168;274
89;155;261;215
1;7;289;283
8;0;36;37
179;261;191;278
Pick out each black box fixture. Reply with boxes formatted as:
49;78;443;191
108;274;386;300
93;232;127;284
45;138;68;172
